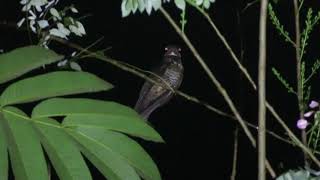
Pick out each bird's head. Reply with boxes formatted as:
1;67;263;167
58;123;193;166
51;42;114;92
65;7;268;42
164;45;181;58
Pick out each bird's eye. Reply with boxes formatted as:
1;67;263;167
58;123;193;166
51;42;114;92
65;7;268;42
165;47;168;51
178;48;181;52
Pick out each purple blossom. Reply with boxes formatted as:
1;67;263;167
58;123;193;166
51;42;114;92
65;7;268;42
309;100;319;109
297;119;308;130
304;111;314;118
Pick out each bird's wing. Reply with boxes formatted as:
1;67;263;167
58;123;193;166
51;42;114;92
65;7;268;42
134;80;153;112
134;80;173;112
138;90;173;119
134;63;172;115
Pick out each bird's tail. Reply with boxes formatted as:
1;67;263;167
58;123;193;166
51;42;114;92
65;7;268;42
135;102;160;121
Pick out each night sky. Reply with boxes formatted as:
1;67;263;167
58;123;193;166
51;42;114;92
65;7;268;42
2;0;320;179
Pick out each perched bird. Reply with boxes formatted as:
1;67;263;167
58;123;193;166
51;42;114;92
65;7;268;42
134;45;184;120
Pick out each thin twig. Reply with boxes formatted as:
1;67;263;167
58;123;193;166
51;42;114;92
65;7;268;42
258;0;268;179
76;36;104;57
231;128;238;180
186;1;257;90
159;7;276;177
298;0;305;11
293;0;303;125
241;0;260;13
293;0;309;166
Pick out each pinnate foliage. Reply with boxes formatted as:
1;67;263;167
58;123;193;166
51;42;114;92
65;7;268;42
0;46;163;180
120;0;216;17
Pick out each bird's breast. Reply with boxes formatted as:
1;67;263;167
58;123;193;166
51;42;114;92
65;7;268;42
163;66;183;88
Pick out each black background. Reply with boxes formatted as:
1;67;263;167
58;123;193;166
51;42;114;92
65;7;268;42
2;0;320;179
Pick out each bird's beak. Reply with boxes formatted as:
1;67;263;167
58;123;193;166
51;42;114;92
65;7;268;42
168;51;178;56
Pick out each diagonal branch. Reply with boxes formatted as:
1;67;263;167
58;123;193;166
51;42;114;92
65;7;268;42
186;0;257;90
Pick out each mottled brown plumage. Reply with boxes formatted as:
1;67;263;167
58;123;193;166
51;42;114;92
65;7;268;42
134;45;184;120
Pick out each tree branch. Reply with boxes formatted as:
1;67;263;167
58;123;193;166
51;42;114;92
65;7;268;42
258;0;268;179
293;0;309;166
231;128;239;180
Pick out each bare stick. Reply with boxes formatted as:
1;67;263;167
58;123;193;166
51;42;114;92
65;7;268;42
258;0;268;179
230;128;239;180
293;0;309;166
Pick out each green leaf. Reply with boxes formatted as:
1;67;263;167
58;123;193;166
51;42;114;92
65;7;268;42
125;0;133;11
32;117;92;180
145;0;152;14
0;114;8;180
0;46;63;84
82;128;160;180
63;114;163;142
276;170;310;180
195;0;203;5
121;0;131;17
32;98;164;142
70;62;82;71
0;71;113;106
203;0;210;9
272;68;296;94
132;0;139;13
137;0;145;12
2;106;48;180
152;0;161;10
174;0;186;10
67;128;141;180
32;98;139;117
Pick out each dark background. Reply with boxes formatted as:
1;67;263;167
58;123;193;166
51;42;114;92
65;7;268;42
2;0;320;179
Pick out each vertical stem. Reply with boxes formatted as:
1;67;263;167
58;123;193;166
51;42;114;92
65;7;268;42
293;0;308;166
231;128;239;180
258;0;268;179
230;9;241;180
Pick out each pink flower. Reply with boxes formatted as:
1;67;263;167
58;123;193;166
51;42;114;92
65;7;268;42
304;111;314;118
297;119;308;130
309;101;319;109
